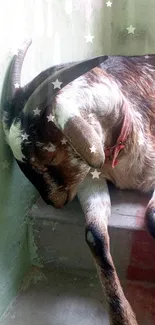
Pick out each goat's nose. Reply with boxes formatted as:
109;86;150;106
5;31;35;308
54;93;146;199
53;203;65;209
54;195;69;209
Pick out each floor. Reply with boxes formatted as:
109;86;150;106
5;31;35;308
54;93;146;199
1;266;155;325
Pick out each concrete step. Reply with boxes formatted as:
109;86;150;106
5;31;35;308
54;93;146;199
1;267;155;325
28;185;155;282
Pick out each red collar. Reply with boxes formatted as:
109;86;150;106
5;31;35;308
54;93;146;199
104;102;132;168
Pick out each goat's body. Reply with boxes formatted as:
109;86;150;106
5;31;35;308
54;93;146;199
3;41;155;324
102;55;155;191
56;55;155;193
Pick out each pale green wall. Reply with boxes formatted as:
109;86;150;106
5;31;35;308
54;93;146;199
0;0;155;318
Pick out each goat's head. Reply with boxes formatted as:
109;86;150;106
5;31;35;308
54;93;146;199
2;39;108;208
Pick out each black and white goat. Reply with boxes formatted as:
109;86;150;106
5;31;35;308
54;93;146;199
2;39;155;324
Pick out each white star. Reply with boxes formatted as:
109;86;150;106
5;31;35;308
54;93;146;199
126;25;136;34
33;107;41;116
2;160;10;169
44;143;56;152
138;138;145;146
14;83;20;89
90;169;101;179
90;145;96;153
85;34;94;43
88;113;94;118
145;55;149;59
106;1;112;7
61;138;68;145
47;114;55;122
52;79;63;89
21;133;29;141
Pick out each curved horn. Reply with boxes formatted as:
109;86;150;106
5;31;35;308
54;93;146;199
2;37;73;117
1;39;32;137
6;38;32;101
22;62;75;102
23;55;108;115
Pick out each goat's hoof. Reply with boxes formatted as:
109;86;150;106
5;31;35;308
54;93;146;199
145;201;155;239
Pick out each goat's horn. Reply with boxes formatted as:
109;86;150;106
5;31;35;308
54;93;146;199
6;38;32;101
4;37;74;108
21;62;75;104
23;55;108;115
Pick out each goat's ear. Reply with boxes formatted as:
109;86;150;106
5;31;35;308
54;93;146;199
64;116;104;168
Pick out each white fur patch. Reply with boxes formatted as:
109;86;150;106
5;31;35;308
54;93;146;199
77;175;111;225
53;96;80;129
7;121;25;161
86;231;96;245
54;73;121;132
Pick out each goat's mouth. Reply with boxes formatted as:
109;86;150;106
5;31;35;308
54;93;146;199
42;186;78;209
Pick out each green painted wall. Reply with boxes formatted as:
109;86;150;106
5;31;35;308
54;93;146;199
0;0;155;319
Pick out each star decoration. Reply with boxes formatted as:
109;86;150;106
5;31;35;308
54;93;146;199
145;55;149;59
85;34;94;43
21;133;29;141
52;79;63;89
44;143;56;152
33;107;41;116
90;169;101;179
47;114;55;122
106;1;112;7
14;83;20;89
61;138;68;145
88;113;94;118
138;138;145;146
126;25;136;34
2;160;10;169
90;145;96;153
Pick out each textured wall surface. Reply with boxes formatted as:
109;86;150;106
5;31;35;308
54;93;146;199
0;0;155;319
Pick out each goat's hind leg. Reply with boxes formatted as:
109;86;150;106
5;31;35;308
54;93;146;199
78;176;138;325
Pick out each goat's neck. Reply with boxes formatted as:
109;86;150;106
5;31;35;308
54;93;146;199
92;91;133;153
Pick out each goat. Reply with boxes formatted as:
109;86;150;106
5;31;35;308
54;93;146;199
2;39;155;324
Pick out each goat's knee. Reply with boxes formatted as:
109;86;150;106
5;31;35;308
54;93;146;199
85;223;113;275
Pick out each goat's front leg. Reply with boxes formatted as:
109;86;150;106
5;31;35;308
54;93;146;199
77;175;138;325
